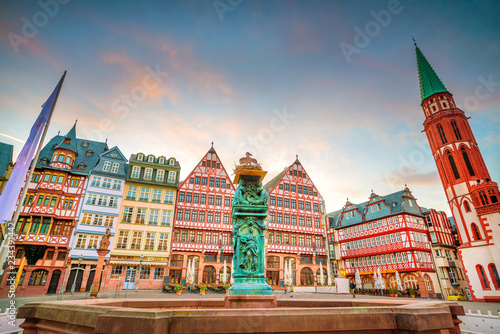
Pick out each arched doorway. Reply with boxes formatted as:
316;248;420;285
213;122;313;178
203;265;216;284
85;267;96;292
47;270;61;294
65;265;84;292
300;267;313;286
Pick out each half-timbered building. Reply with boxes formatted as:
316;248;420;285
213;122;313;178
422;208;468;299
263;157;327;286
104;153;179;290
328;187;440;297
0;124;108;296
66;146;127;293
415;43;500;302
169;146;235;285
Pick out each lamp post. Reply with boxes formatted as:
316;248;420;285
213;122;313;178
71;254;83;296
136;254;144;292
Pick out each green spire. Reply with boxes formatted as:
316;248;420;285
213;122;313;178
415;43;448;102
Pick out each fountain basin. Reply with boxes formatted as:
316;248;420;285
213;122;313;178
18;297;464;334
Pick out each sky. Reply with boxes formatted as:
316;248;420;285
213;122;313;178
1;0;499;216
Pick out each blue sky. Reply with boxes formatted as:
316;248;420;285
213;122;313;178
1;0;499;215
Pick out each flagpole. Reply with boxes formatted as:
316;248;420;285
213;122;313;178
8;71;67;233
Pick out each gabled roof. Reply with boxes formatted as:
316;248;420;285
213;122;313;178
178;146;235;190
263;168;288;192
327;187;424;229
54;122;78;153
415;43;448;103
100;146;127;162
36;124;108;174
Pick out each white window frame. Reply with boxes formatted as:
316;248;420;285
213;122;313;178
103;161;111;172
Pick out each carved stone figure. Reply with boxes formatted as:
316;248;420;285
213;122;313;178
99;229;111;250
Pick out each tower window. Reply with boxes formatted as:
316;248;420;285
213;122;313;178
479;191;489;206
437;124;447;144
488;189;498;204
464;201;471;212
461;149;475;176
488;264;500;289
471;223;481;240
451;121;462;140
476;265;490;289
447;154;460;179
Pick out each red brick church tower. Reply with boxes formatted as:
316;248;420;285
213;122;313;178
415;43;500;301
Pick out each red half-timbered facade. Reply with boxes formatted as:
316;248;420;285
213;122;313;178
0;124;108;296
263;158;327;286
329;188;439;297
169;146;235;285
415;44;500;301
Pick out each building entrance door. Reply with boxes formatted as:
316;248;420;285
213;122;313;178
47;270;61;294
124;266;137;290
266;271;279;286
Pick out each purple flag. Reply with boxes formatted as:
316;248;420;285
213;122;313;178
0;74;65;224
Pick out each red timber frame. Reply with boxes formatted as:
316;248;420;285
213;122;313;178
0;167;83;296
265;160;327;286
170;148;235;284
338;214;433;276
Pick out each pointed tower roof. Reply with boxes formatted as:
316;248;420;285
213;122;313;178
54;122;78;153
415;43;448;103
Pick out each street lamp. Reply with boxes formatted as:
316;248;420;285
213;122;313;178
71;254;83;296
136;254;144;292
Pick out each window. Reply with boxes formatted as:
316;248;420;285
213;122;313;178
161;211;172;226
136;208;146;224
28;270;48;286
156;170;164;181
103;161;111;172
216;196;222;206
104;216;113;227
126;186;137;200
102;178;111;188
144;168;153;180
154;267;164;280
451;120;462;140
131;166;140;178
139;188;150;201
462;149;475;176
464;201;471;212
88;235;99;249
97;195;107;206
437;124;447;144
140;266;150;280
130;231;143;250
149;209;159;225
477;265;490;289
91;177;101;187
152;189;162;203
116;231;129;249
122;207;133;223
75;234;87;248
158;233;169;251
209;195;214;205
168;171;176;183
110;265;122;279
472;223;482;240
92;214;103;226
144;232;156;250
448;154;460;179
488;264;500;289
164;190;174;204
111;162;119;173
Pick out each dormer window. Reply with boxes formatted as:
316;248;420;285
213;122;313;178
86;149;93;156
64;138;70;144
159;157;165;164
40;157;49;164
82;141;89;146
78;163;86;169
137;154;143;161
169;159;174;166
148;156;154;163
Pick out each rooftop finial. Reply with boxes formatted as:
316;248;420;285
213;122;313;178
296;154;298;160
412;36;416;46
211;141;214;148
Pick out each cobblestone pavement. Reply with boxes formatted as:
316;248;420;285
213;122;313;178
1;289;499;315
